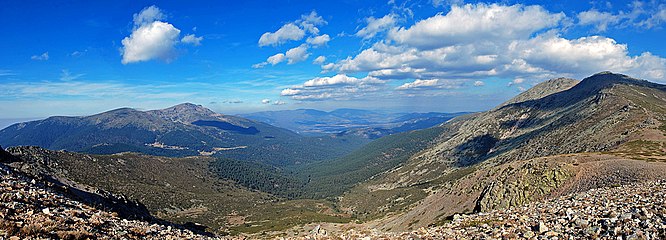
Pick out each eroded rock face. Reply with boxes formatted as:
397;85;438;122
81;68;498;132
475;163;572;212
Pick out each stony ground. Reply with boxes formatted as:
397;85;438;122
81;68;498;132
0;164;217;240
3;158;666;240
301;180;666;239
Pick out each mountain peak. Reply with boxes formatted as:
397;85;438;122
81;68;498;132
498;77;579;107
572;71;659;95
150;103;220;123
581;71;648;86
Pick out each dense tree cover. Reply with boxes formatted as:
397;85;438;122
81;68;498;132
209;158;305;198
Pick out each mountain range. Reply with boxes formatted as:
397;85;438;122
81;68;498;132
0;103;370;166
1;72;665;237
240;109;467;138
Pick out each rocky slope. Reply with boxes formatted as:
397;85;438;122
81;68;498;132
303;180;666;239
0;162;215;239
0;103;368;166
324;72;666;230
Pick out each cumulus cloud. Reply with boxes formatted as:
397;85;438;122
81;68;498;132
578;9;622;32
272;100;286;105
298;11;327;35
261;99;271;104
473;80;485;86
285;44;310;64
267;53;286;65
306;34;330;46
321;3;666;86
313;56;326;64
121;21;181;64
132;5;165;26
356;14;397;39
280;74;386;100
258;23;305;47
31;52;49;61
388;3;565;50
396;79;463;90
258;11;327;47
255;11;330;67
121;5;200;64
181;34;203;46
577;2;666;31
257;44;310;66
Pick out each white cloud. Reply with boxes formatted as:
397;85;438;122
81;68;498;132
261;99;271;104
267;53;286;65
306;34;330;46
639;6;666;29
298;11;327;35
285;44;310;64
181;34;203;46
321;3;666;85
272;100;286;105
396;79;439;90
31;52;49;61
251;62;268;69
255;44;310;67
576;2;666;31
578;9;622;32
303;74;383;87
121;6;199;64
356;14;397;39
121;21;181;64
281;74;386;100
258;23;305;47
313;56;326;64
280;88;301;96
396;79;463;90
132;5;165;26
388;3;565;50
508;78;525;86
258;11;328;47
473;80;485;86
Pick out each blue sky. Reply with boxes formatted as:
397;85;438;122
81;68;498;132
1;0;666;120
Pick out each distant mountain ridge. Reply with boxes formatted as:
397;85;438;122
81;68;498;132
0;103;368;166
240;108;468;138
